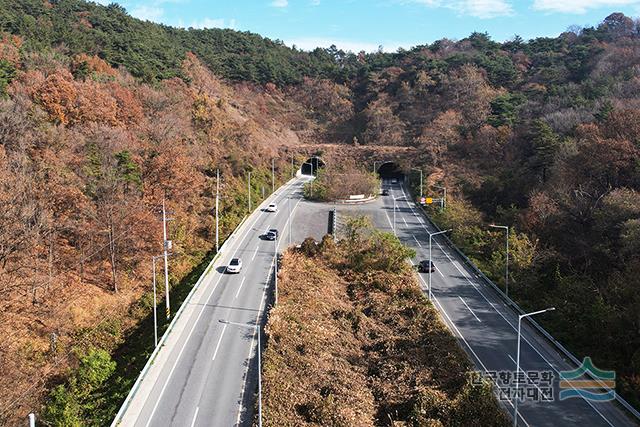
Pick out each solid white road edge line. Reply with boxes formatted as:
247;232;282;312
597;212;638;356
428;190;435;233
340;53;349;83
143;178;301;426
398;186;614;427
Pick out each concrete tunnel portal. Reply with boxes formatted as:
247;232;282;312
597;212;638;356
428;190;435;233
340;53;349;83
300;156;325;176
376;161;405;182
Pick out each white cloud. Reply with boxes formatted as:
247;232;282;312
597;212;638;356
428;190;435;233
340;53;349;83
409;0;514;19
532;0;640;13
310;0;321;5
286;37;409;52
271;0;288;7
130;5;164;21
187;17;238;29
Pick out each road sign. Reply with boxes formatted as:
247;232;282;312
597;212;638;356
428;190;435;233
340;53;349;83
426;197;433;204
420;197;426;205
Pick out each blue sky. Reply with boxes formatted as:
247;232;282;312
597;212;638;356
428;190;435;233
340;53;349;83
103;0;640;51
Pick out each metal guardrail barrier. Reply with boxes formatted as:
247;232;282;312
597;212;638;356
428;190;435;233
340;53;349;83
111;176;300;426
110;214;249;426
415;202;640;422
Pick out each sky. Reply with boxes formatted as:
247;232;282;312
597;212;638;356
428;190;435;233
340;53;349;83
100;0;640;52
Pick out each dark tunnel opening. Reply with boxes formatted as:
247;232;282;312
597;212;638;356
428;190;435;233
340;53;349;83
301;156;325;176
376;162;404;182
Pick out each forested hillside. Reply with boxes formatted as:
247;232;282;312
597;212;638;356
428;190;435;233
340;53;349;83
0;21;323;426
1;0;640;422
353;12;640;408
0;0;360;84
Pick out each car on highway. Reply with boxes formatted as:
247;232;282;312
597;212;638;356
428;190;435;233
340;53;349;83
266;202;278;212
391;178;398;184
227;258;242;273
381;189;389;196
264;228;279;240
418;260;435;273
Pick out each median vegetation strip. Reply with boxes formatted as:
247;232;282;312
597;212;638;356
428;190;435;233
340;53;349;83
263;217;508;426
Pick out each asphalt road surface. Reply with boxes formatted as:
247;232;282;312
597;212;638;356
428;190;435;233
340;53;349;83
114;176;313;427
376;180;638;427
115;175;638;427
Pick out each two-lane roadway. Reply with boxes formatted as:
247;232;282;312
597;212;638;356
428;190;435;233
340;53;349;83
114;176;312;427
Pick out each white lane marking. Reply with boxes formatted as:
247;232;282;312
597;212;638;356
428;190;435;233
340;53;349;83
402;217;408;227
435;265;445;278
235;258;274;426
190;407;199;427
459;296;481;322
412;235;422;247
251;245;259;260
399;186;615;426
384;211;393;229
211;324;227;361
414;273;530;427
234;276;247;299
144;178;302;426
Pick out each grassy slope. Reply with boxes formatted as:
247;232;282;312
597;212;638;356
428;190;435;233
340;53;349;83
263;235;509;426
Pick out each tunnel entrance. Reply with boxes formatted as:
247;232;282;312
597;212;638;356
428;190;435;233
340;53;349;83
376;162;404;182
301;156;325;176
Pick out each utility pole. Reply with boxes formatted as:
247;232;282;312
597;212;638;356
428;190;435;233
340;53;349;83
428;229;451;301
28;413;35;427
291;154;294;178
272;158;275;193
215;168;219;253
152;256;161;347
248;171;252;212
514;307;555;426
490;224;509;297
162;197;172;319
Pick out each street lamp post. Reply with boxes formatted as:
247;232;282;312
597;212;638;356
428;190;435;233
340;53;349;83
490;224;509;297
411;168;423;199
514;307;555;426
161;198;172;319
220;320;263;427
428;229;451;301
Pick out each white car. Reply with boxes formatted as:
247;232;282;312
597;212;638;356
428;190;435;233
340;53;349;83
227;258;242;273
266;202;278;212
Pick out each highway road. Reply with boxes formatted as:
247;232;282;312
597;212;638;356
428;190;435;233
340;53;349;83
377;180;637;427
113;175;315;427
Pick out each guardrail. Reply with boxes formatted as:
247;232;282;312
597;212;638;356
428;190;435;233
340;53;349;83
414;201;640;422
111;176;300;426
110;214;249;426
